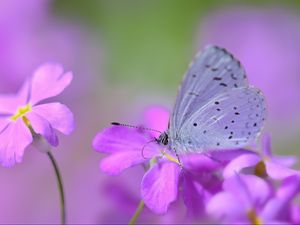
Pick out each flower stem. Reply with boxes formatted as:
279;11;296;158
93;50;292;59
129;200;144;225
47;151;66;225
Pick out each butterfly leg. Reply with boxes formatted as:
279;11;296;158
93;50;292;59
172;147;183;168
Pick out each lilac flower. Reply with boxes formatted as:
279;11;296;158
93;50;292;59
198;7;300;124
207;174;300;224
0;63;74;167
223;134;299;179
93;106;252;215
93;106;181;214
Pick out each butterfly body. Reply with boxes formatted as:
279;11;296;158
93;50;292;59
157;45;267;154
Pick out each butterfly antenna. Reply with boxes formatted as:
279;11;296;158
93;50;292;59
111;122;162;134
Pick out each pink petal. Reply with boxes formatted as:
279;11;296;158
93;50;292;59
277;175;300;201
223;175;271;208
182;171;210;219
182;153;223;172
0;117;10;133
272;155;298;167
143;106;169;138
261;198;289;222
265;161;300;179
93;126;159;154
32;103;74;135
223;154;261;178
141;162;181;214
0;80;29;114
29;63;73;105
0;119;32;167
206;192;246;221
26;112;58;146
100;150;156;175
291;205;300;224
262;134;272;156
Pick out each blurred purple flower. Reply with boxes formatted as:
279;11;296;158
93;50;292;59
0;63;74;167
207;174;300;224
224;134;299;179
207;174;271;223
199;7;300;124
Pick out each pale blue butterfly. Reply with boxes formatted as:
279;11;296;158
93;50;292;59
113;45;267;158
156;45;267;155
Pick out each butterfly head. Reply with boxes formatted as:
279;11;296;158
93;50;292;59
156;132;169;146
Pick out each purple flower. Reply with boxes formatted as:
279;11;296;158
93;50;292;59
223;134;299;179
198;7;300;125
93;106;181;214
93;106;252;215
207;174;300;224
0;63;74;167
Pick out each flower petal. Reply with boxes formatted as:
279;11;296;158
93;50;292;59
223;154;261;178
141;162;181;214
272;155;298;167
223;175;271;208
143;106;169;138
32;103;74;135
206;192;246;222
182;170;210;219
0;119;32;167
26;112;58;146
291;204;300;224
277;175;300;201
262;134;272;156
93;126;159;154
261;198;290;222
100;150;156;175
182;154;223;173
265;161;300;179
0;80;29;115
183;149;255;174
0;117;10;133
29;63;73;105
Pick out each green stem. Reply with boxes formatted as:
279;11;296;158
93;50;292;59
129;200;144;225
47;151;66;225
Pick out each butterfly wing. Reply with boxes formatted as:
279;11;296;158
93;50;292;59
172;87;267;153
170;45;248;134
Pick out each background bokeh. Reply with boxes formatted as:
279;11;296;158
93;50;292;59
1;0;300;223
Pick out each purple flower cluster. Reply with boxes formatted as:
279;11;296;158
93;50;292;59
93;106;300;224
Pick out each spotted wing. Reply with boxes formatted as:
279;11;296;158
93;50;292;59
172;87;267;153
170;45;248;135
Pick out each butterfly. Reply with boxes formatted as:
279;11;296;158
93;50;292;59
155;45;267;155
113;45;267;157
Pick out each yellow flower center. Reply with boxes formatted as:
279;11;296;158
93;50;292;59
10;103;32;121
247;209;262;225
254;160;267;177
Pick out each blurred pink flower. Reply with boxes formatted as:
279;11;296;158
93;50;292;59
198;7;300;124
207;174;300;224
0;63;74;167
0;0;99;96
223;134;300;179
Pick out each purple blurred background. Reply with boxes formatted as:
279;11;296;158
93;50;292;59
0;0;300;223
